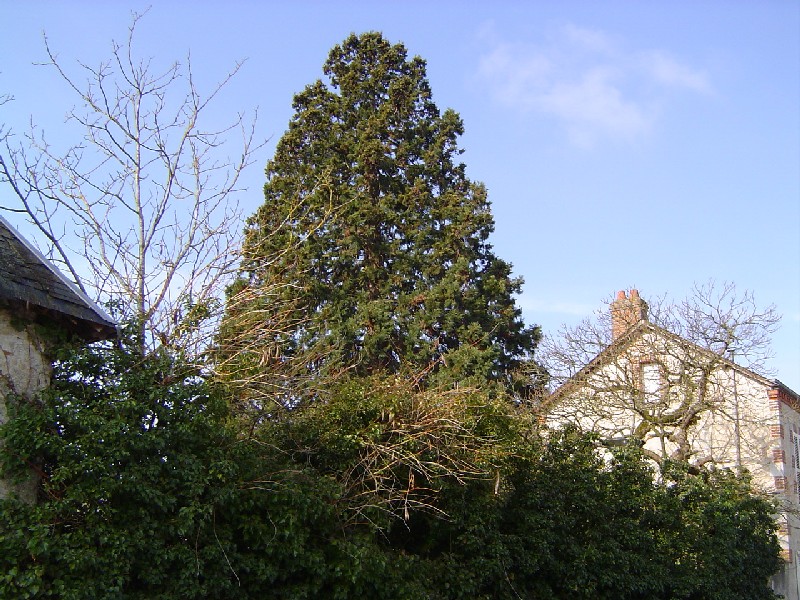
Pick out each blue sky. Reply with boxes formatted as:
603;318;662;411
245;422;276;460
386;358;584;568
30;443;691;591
1;1;798;388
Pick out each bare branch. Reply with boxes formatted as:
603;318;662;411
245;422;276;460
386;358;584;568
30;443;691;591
540;283;780;473
0;12;266;354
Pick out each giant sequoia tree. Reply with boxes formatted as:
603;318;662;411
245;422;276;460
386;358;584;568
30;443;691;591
222;33;538;404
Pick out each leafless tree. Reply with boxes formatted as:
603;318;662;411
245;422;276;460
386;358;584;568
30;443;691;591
671;280;780;373
0;11;264;353
539;281;781;470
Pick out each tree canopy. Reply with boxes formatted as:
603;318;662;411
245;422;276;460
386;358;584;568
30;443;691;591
222;32;538;406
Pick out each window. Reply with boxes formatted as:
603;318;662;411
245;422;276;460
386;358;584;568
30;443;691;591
641;362;662;403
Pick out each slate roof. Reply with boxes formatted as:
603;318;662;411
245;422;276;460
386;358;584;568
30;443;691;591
0;214;116;341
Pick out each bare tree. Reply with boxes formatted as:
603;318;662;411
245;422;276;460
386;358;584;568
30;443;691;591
671;280;779;373
539;281;781;470
0;11;264;353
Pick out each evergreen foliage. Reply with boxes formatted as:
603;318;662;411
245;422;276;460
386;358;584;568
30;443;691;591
0;329;243;598
377;427;781;599
0;333;781;598
225;32;538;403
0;329;402;599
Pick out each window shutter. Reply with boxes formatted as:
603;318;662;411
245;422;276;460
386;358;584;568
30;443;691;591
792;431;800;502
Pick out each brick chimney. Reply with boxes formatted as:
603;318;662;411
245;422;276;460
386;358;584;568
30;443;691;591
610;289;648;340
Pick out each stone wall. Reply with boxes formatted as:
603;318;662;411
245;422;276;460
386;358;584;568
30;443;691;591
0;309;52;503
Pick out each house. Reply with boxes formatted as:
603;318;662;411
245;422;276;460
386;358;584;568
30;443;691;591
541;289;800;599
0;214;116;502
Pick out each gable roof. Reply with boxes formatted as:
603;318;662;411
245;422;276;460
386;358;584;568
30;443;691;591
0;214;116;341
545;318;792;407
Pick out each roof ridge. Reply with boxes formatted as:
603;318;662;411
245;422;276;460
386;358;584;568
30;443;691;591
546;318;787;404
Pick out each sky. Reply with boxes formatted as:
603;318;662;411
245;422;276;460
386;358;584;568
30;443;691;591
1;1;798;389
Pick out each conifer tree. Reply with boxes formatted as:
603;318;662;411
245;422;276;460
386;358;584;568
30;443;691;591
224;33;538;402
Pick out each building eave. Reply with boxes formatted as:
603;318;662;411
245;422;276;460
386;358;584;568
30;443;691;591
0;214;117;342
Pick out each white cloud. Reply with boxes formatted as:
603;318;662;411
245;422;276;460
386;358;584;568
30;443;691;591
538;66;652;147
562;23;615;55
478;44;552;109
641;51;711;94
476;23;711;148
